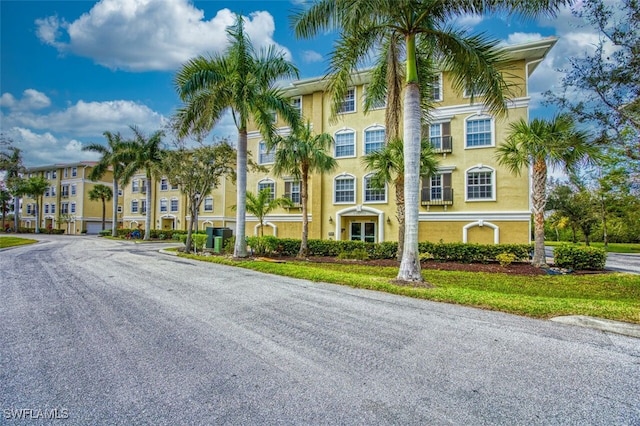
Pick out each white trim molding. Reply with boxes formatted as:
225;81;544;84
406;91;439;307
334;205;385;242
463;220;499;244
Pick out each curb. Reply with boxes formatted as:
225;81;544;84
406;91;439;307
550;315;640;338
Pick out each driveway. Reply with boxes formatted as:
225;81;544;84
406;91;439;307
2;235;639;424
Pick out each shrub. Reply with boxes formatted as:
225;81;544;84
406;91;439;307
337;248;370;260
496;252;517;267
553;244;607;270
99;230;110;237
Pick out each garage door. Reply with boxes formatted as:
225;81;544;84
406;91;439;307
85;222;108;234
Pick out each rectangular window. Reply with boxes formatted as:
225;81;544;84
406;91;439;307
467;171;493;200
70;202;76;214
52;170;57;179
364;128;385;154
71;167;77;177
160;199;168;213
364;176;386;202
44;204;49;214
64;168;68;178
50;186;56;196
45;188;50;197
430;175;442;200
335;131;355;158
291;96;302;116
259;142;274;164
466;118;492;147
117;205;123;213
61;185;69;198
284;181;301;205
204;196;213;212
132;180;139;193
338;88;356;113
335;177;355;203
430;73;443;101
160;178;168;191
140;200;147;214
170;198;178;212
60;203;69;215
71;184;76;196
26;204;33;215
131;200;139;213
50;203;56;214
46;171;51;179
258;181;275;202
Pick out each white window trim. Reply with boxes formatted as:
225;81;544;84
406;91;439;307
465;165;496;202
431;73;443;102
333;173;356;204
160;178;169;191
363;125;385;155
364;85;387;110
257;178;276;200
362;173;387;204
159;197;168;213
170;197;179;212
464;114;495;149
203;196;214;212
291;96;302;116
334;128;356;159
258;141;275;165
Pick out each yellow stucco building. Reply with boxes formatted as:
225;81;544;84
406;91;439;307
20;162;119;234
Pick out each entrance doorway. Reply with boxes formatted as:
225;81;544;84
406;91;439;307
350;222;376;243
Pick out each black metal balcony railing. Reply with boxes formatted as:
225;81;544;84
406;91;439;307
421;187;454;206
430;135;453;154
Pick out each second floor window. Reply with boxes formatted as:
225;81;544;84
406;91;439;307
50;203;56;214
284;181;300;205
259;141;274;164
364;127;385;154
140;200;147;214
258;180;275;202
204;196;213;212
335;130;355;158
291;96;302;116
70;202;76;214
430;73;443;101
44;204;49;214
467;167;494;200
466;117;492;148
160;199;168;213
364;175;386;202
334;175;355;203
132;180;139;193
61;185;69;197
131;200;139;213
160;178;168;191
71;184;77;196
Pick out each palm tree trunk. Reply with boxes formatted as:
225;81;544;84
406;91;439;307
144;173;152;240
395;175;405;261
34;202;40;234
13;195;19;232
298;168;309;258
234;128;248;257
531;160;547;267
112;179;119;237
186;199;195;253
397;81;423;282
101;197;106;230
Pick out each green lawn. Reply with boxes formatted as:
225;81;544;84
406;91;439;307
0;236;38;248
178;252;640;324
546;241;640;254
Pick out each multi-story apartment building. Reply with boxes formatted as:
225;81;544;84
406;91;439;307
117;38;555;245
21;162;119;234
241;38;556;244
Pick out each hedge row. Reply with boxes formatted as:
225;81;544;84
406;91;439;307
245;236;532;263
553;244;607;270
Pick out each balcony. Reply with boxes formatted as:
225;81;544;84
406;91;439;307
430;136;452;154
421;187;454;206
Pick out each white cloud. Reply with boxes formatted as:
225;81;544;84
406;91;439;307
0;89;51;111
301;50;323;63
35;0;291;71
505;32;543;45
4;127;90;166
452;14;484;28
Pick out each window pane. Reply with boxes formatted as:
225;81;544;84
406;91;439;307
364;128;385;154
335;177;355;203
467;171;493;199
466;119;492;147
364;176;385;202
335;132;355;157
258;182;275;201
338;88;355;113
259;142;274;164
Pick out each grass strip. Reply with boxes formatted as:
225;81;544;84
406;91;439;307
0;236;38;249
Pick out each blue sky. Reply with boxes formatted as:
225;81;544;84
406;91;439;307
1;0;600;168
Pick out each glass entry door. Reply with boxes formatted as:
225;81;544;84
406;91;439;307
350;222;376;243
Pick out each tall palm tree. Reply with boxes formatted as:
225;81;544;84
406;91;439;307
496;114;597;267
362;138;439;260
1;147;24;232
293;0;566;281
245;189;293;237
83;131;132;237
271;121;337;257
175;14;300;258
0;188;11;230
121;126;166;241
22;176;49;234
88;184;113;231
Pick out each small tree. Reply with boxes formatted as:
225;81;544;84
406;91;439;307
244;189;292;237
0;187;11;230
162;143;236;253
88;184;113;231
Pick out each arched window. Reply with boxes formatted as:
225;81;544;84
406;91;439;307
363;125;385;154
335;129;356;158
258;179;275;201
334;173;355;204
159;198;168;213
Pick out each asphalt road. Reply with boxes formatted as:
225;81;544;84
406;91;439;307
545;246;640;274
2;235;639;425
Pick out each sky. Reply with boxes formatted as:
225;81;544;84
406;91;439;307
0;0;602;168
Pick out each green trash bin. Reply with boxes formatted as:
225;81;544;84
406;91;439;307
205;227;215;248
213;236;223;254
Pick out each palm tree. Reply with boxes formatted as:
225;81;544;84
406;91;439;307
22;176;49;234
293;0;566;281
245;189;293;237
83;131;132;237
496;114;597;267
1;147;24;232
271;121;337;257
175;13;300;258
88;184;113;231
121;126;166;241
362;138;439;260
